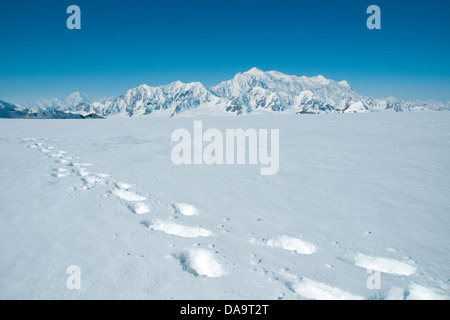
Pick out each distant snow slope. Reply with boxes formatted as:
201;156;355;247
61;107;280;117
0;112;449;299
22;92;92;113
0;101;27;118
0;103;103;119
0;99;103;119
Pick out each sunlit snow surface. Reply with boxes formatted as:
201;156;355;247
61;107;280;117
0;112;449;299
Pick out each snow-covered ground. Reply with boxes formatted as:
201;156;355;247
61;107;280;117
0;112;449;299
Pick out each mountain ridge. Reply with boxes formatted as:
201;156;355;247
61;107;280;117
3;68;449;118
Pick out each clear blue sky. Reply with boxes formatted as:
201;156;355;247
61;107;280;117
0;0;449;104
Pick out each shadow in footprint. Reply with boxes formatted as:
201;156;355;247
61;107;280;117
173;252;199;277
140;220;151;228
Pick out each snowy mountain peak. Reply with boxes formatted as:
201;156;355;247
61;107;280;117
311;75;331;85
338;80;351;89
65;92;91;108
136;84;151;90
244;67;266;76
172;80;185;86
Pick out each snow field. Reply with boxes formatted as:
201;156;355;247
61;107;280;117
5;113;450;299
22;137;224;279
18;126;449;298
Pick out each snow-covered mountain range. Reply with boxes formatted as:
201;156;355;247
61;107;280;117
22;92;92;113
0;101;102;119
71;81;220;117
2;68;449;118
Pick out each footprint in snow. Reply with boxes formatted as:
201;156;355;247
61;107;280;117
51;168;68;178
382;284;448;300
174;248;226;278
115;182;133;190
112;188;147;202
51;172;67;178
146;219;212;238
82;174;105;186
128;202;150;215
288;278;364;300
76;168;89;177
353;253;416;276
111;182;147;202
250;235;317;255
68;162;81;167
172;203;199;216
